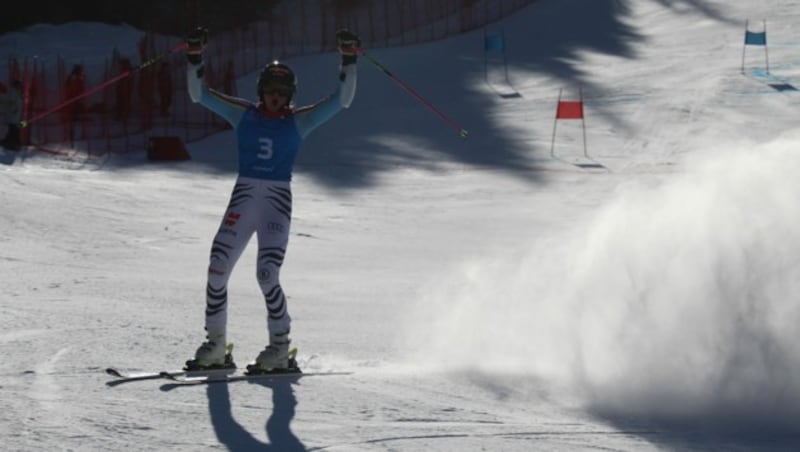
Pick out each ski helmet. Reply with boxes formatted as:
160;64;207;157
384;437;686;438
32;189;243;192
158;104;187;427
257;61;297;100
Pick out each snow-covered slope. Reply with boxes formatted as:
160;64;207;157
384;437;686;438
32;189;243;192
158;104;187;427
1;0;799;450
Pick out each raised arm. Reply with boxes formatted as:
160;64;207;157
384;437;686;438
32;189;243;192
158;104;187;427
294;29;360;138
185;27;249;127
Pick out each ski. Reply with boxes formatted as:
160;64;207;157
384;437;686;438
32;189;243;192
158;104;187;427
106;367;182;380
159;369;353;387
105;367;235;387
106;342;238;386
104;346;352;387
160;346;305;385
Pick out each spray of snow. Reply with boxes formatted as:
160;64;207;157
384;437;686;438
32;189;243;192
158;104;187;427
408;136;800;431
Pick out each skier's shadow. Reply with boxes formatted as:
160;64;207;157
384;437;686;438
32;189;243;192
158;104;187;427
206;377;305;451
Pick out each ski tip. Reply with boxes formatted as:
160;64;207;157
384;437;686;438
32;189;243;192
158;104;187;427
105;367;123;377
159;371;180;381
288;347;298;359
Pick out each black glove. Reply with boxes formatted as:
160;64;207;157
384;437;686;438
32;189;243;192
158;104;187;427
336;29;361;65
186;26;209;65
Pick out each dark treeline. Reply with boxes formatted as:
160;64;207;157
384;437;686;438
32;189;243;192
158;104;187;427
0;0;375;35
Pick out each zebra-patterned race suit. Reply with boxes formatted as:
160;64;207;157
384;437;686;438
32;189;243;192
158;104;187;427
187;58;357;350
206;180;294;334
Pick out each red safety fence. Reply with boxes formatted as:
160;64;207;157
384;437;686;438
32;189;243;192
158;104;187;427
5;0;536;156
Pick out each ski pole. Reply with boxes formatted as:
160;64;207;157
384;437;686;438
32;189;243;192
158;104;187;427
20;42;188;128
355;48;468;138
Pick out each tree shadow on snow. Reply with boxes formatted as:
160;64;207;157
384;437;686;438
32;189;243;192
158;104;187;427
102;0;733;191
206;377;306;451
287;0;734;190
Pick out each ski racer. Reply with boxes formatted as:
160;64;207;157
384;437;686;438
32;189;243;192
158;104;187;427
183;26;360;372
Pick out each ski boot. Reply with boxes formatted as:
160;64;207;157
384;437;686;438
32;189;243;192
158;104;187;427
185;327;236;371
246;332;299;375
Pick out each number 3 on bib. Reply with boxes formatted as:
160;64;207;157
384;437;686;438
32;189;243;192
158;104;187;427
258;137;274;160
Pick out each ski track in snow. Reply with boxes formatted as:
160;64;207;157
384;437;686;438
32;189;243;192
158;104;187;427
30;347;68;408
